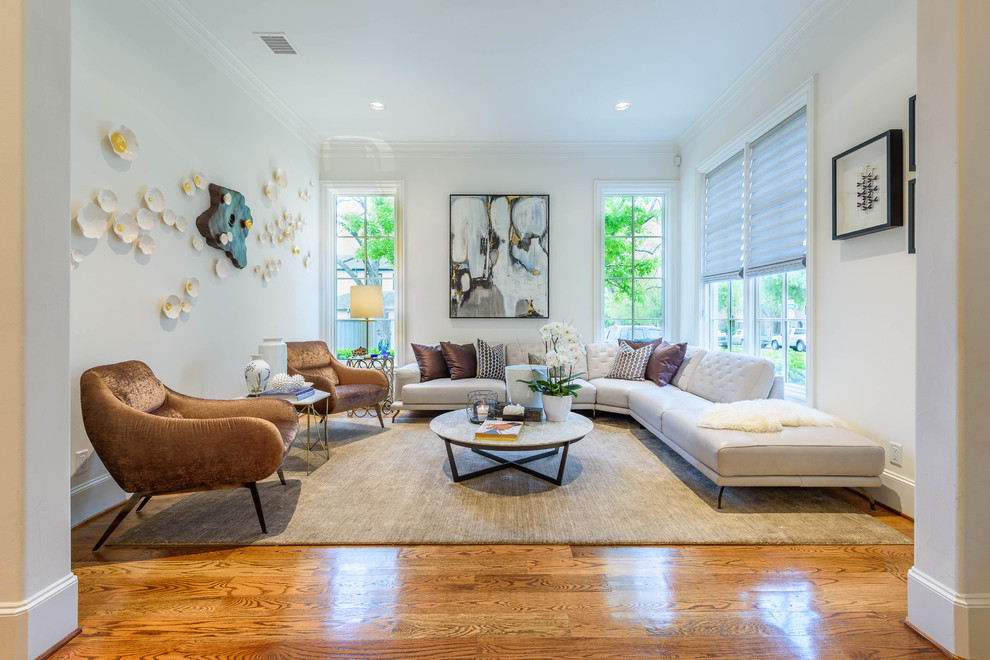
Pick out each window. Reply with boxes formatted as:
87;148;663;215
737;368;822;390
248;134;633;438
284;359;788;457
701;106;809;398
330;187;401;359
595;181;677;343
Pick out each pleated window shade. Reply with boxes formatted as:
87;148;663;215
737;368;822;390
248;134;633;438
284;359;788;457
702;151;745;283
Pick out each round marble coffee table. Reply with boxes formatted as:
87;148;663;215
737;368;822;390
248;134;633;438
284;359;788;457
429;409;594;486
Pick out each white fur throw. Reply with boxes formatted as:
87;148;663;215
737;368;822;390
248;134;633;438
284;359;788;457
697;399;844;433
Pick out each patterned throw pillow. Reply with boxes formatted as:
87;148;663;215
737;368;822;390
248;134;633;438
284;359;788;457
605;342;653;380
476;339;505;380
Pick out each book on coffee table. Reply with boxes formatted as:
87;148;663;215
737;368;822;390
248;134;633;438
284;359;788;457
475;419;523;440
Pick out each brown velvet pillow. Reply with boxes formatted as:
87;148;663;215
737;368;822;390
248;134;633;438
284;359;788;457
647;341;688;387
621;338;663;351
440;341;477;380
412;343;450;382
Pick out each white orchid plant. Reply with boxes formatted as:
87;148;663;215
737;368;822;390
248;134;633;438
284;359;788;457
518;321;586;398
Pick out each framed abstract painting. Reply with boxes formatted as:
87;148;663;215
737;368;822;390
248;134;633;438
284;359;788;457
449;194;549;318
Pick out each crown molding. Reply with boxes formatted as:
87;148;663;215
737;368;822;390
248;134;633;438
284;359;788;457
321;139;679;159
677;0;852;149
143;0;323;154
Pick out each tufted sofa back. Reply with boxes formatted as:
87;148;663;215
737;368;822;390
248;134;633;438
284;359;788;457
504;341;589;378
684;350;776;403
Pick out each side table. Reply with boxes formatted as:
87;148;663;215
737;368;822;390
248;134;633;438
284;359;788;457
345;355;394;416
244;390;331;475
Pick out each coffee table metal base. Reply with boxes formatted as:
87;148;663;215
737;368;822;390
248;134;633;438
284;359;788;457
443;441;570;486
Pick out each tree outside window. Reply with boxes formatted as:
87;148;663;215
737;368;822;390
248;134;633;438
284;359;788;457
602;195;663;341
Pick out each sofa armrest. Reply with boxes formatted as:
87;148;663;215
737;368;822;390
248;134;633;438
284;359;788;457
394;363;421;401
768;375;785;400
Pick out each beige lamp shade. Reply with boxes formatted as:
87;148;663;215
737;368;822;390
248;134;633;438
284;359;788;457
350;285;383;319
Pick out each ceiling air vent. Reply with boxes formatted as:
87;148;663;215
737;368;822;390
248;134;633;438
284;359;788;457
258;33;297;55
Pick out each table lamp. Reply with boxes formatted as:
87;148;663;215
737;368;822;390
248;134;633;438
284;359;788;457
350;284;383;351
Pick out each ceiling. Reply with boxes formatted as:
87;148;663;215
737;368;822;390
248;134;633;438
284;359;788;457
173;0;817;143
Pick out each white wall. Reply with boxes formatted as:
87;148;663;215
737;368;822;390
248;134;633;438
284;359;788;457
69;0;320;524
321;144;679;366
678;1;917;514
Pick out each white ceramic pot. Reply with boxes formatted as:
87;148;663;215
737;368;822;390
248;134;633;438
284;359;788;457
542;394;572;422
245;354;271;394
259;337;287;378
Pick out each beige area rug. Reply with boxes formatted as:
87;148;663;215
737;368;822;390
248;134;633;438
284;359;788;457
113;413;911;546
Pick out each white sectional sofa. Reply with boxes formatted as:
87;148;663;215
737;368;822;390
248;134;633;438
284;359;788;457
393;342;885;507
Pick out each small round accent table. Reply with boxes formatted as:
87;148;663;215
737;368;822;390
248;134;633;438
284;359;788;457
429;409;594;486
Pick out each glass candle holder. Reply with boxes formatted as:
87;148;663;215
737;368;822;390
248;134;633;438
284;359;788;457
466;389;499;423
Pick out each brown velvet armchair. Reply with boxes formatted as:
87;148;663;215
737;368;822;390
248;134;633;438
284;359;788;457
286;341;389;427
80;360;299;551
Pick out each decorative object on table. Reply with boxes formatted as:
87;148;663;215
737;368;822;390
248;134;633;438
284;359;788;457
505;364;546;409
244;354;271;394
196;183;253;268
76;202;108;238
352;346;368;357
181;178;195;196
350;284;383;350
908;178;916;254
255;385;314;401
908;95;916;172
137;235;155;255
474;419;522;440
516;321;586;422
259;337;288;377
286;340;389;426
107;124;138;161
183;277;200;298
377;337;391;357
214;257;230;278
136;208;155;230
96;189;118;213
524;407;544;422
268;372;307;392
466;389;499;424
161;208;176;227
112;212;139;243
449;194;549;318
832;129;903;240
144;187;165;213
161;295;181;319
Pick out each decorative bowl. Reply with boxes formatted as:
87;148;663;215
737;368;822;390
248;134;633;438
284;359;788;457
162;295;181;319
108;125;138;161
97;189;118;213
144;187;165;212
136;208;155;230
112;213;139;243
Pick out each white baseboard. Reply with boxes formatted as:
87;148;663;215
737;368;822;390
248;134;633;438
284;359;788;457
908;568;990;658
0;572;78;659
867;469;915;517
71;472;125;526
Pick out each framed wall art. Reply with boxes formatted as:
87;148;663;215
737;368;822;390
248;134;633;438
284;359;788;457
908;177;916;254
449;194;549;318
908;95;916;172
832;129;903;240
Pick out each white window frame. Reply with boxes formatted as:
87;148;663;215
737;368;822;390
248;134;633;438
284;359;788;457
322;181;405;358
594;180;679;343
695;79;814;402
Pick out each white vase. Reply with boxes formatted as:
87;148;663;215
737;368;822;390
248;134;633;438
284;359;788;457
259;337;287;378
542;394;572;422
245;354;271;394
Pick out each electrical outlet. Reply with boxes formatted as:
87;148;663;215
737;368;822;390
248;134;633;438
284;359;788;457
889;442;903;467
74;449;90;475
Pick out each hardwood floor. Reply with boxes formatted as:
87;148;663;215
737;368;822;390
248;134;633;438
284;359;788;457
55;487;938;659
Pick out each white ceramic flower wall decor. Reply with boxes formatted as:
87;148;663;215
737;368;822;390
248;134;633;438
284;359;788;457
136;208;156;230
265;182;277;200
137;235;156;255
191;235;204;251
214;257;230;278
275;168;287;189
108;125;138;161
184;277;200;298
162;295;181;319
181;297;192;314
161;208;176;227
97;189;118;213
76;202;108;238
193;172;207;190
181;178;195;196
144;187;165;212
175;215;188;232
112;213;139;243
70;249;84;267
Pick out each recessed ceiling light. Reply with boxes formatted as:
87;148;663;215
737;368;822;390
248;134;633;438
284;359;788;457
614;102;631;111
369;102;386;111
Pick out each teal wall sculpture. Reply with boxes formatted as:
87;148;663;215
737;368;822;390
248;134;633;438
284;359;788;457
195;183;253;268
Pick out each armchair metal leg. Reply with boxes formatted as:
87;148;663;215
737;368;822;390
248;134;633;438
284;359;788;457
375;404;385;427
135;495;152;512
92;492;146;551
247;482;267;533
277;467;286;485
